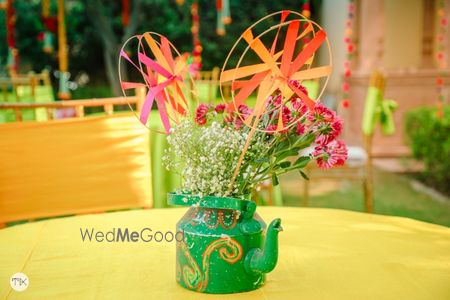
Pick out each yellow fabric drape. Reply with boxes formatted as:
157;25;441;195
0;115;152;222
0;207;449;299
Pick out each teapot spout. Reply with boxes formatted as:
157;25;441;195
245;218;282;275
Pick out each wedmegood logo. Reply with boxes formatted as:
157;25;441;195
10;272;28;292
80;227;184;243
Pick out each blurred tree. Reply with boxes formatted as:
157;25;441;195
84;0;141;96
0;0;321;94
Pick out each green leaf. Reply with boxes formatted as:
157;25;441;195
299;170;310;180
279;161;291;168
263;113;270;127
294;156;311;168
273;139;291;153
255;157;270;163
271;173;279;186
296;134;316;149
275;147;301;162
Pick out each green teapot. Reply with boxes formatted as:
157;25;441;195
168;193;282;294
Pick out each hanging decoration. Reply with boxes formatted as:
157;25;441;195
5;0;18;75
216;0;231;36
41;0;56;54
436;0;448;118
42;0;50;16
191;0;202;76
301;0;311;19
122;0;129;27
216;0;225;36
341;0;355;109
222;0;231;25
301;1;312;46
57;0;71;99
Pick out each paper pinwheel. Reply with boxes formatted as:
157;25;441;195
118;11;332;137
220;11;332;133
119;32;193;133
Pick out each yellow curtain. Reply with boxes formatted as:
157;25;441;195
0;114;152;223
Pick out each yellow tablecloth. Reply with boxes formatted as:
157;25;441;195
1;207;449;299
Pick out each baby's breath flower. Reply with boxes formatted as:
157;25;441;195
164;119;246;197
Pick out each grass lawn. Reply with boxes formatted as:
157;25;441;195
279;168;450;227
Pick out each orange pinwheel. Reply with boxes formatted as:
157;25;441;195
220;11;332;132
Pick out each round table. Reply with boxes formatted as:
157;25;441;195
1;207;449;299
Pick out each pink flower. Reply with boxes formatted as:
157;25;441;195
331;117;343;136
290;97;308;115
282;106;292;124
224;114;234;124
234;105;253;130
266;124;278;134
234;118;244;129
313;140;348;169
238;104;252;116
268;94;282;107
195;103;210;126
308;103;336;123
315;134;334;146
315;116;343;146
289;80;309;96
215;104;226;114
295;122;305;135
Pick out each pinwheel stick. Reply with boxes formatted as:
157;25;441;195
227;80;276;193
227;115;259;194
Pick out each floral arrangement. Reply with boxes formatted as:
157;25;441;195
163;80;348;198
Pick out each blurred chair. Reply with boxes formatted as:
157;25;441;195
0;70;51;102
302;71;389;213
193;67;220;103
0;90;152;225
0;88;144;122
0;70;54;122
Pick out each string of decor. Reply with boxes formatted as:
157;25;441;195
341;0;355;109
436;0;448;118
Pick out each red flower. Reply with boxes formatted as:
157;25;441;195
224;114;234;124
195;103;210;126
315;133;334;146
234;105;253;130
313;140;348;169
308;103;336;123
282;106;292;124
266;124;278;134
268;94;282;107
238;104;252;116
215;104;226;113
295;122;305;135
290;97;308;115
315;117;343;146
331;117;343;136
289;80;309;96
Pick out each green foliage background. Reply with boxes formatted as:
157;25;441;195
0;0;321;84
405;105;450;196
